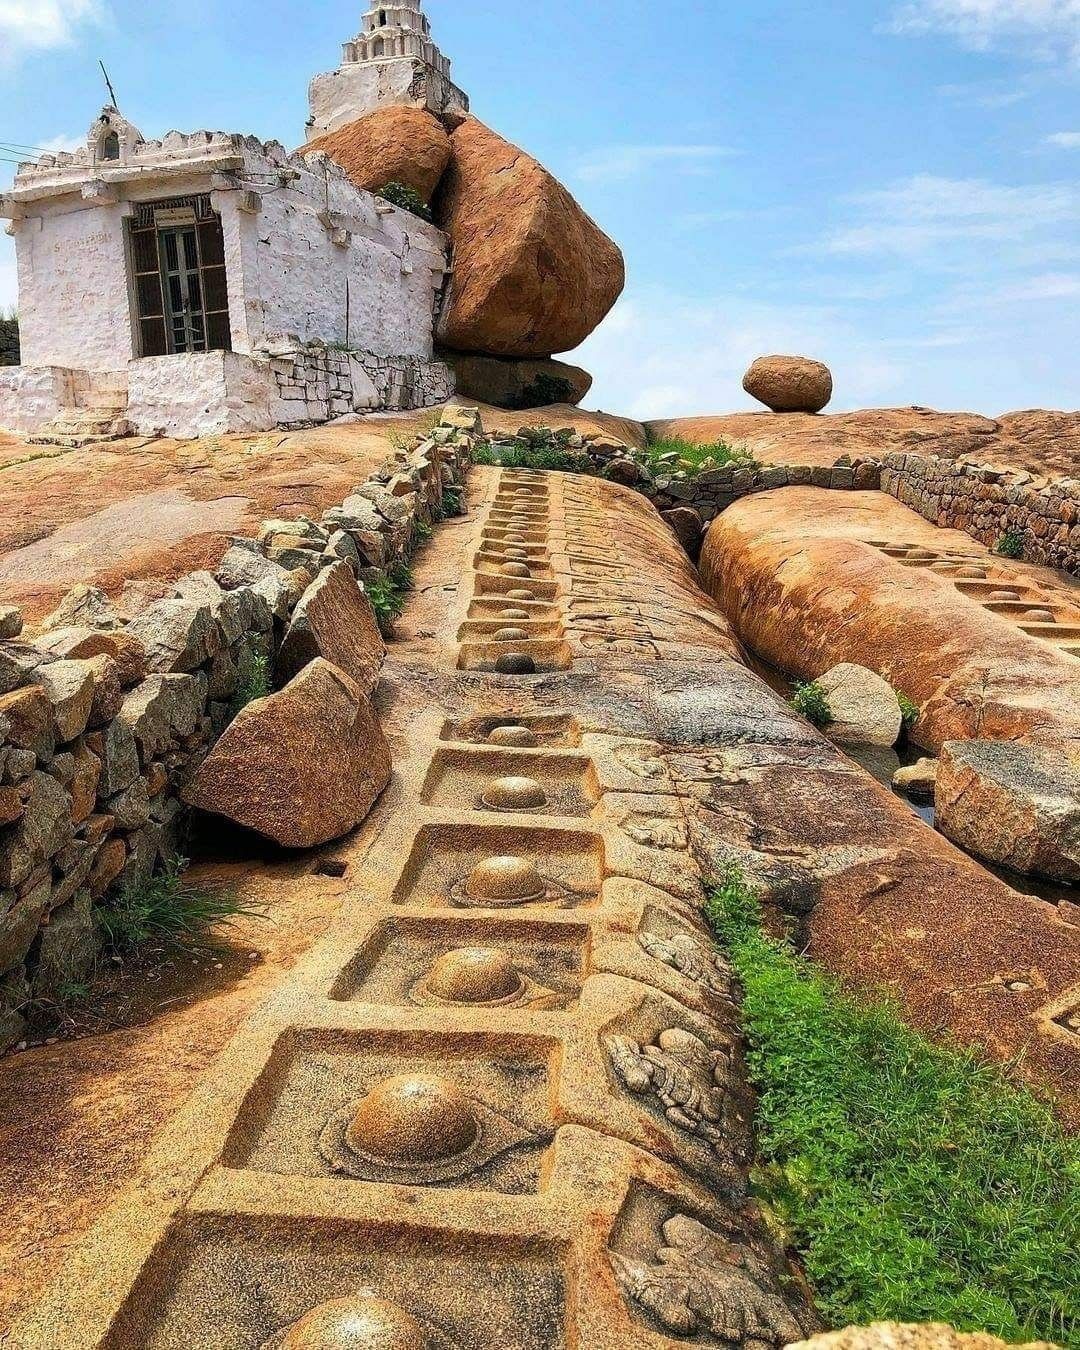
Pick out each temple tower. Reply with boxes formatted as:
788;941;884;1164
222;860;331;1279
307;0;469;139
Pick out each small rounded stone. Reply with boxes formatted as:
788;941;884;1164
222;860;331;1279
466;855;546;903
495;652;537;675
481;775;548;811
988;589;1020;601
498;608;532;620
345;1075;478;1166
426;948;524;1004
503;534;527;545
505;588;536;601
492;627;531;643
487;725;540;748
279;1295;426;1350
906;547;936;560
500;562;532;578
502;548;530;560
1022;608;1055;623
954;565;987;579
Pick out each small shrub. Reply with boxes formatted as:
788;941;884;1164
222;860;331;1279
366;574;407;636
640;435;757;477
229;646;270;720
995;531;1025;560
897;691;919;731
97;856;258;951
387;559;414;592
792;680;833;728
442;486;463;517
377;180;432;222
706;863;1080;1347
411;519;433;548
472;438;595;475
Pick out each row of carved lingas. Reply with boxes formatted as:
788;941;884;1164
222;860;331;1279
270;477;568;1347
480;473;559;674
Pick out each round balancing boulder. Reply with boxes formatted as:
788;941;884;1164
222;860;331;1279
466;855;546;904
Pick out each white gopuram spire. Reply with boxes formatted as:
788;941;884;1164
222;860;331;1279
307;0;469;140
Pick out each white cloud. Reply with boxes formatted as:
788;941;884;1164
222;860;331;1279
996;270;1080;297
818;174;1080;260
574;144;737;185
888;0;1080;65
0;0;104;55
1047;130;1080;146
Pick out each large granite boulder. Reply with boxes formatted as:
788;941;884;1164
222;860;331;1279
744;355;833;414
817;663;902;748
435;117;625;358
304;105;452;204
442;353;593;409
791;1325;1055;1350
182;659;390;849
275;562;385;696
936;740;1080;882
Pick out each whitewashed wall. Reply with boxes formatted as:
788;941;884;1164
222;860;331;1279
14;201;133;372
0;366;71;433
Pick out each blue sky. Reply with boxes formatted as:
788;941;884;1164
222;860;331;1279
1;0;1078;419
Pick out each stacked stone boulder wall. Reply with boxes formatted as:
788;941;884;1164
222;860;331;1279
303;104;452;203
434;116;625;358
743;355;834;414
182;659;391;849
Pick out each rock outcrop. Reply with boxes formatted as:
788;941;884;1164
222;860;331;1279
182;659;391;850
303;105;452;203
818;663;902;748
790;1325;1056;1350
274;562;385;695
434;117;625;358
936;740;1080;882
441;354;593;410
744;355;833;414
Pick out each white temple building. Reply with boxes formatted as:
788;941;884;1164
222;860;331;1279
0;1;464;442
308;0;469;138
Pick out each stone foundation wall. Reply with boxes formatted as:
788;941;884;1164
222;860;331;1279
268;344;453;428
0;422;475;1053
881;453;1080;576
0;366;72;435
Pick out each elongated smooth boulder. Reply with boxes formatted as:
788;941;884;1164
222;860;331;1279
936;740;1080;882
818;663;902;748
304;105;452;203
182;660;390;849
790;1325;1056;1350
435;117;625;358
275;562;385;696
443;353;593;409
744;355;833;413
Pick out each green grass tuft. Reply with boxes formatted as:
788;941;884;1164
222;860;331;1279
472;441;596;474
706;864;1080;1348
640;435;757;476
366;574;407;637
897;691;920;731
792;680;833;728
98;856;260;950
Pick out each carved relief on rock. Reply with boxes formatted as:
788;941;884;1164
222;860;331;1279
612;1214;814;1347
639;931;734;1000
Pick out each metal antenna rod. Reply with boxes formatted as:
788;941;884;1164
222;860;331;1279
99;60;119;108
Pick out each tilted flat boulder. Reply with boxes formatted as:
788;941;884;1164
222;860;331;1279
744;355;833;414
275;561;385;695
435;116;625;358
304;105;452;204
817;663;902;748
936;740;1080;882
182;659;390;849
442;353;593;409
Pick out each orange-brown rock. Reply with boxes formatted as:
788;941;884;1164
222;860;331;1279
743;355;833;413
647;407;1080;477
434;117;625;358
274;562;385;696
791;1325;1056;1350
303;105;452;204
700;488;1080;751
182;659;390;849
442;353;593;409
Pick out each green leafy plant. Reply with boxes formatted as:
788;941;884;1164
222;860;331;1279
897;691;920;731
442;486;463;517
472;439;596;474
377;180;433;222
639;435;757;477
97;856;258;951
366;574;407;637
387;559;414;592
791;680;833;728
411;519;433;548
706;863;1080;1347
995;531;1025;560
229;646;270;720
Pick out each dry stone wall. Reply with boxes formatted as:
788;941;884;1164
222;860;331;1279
0;429;472;1053
267;341;453;428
